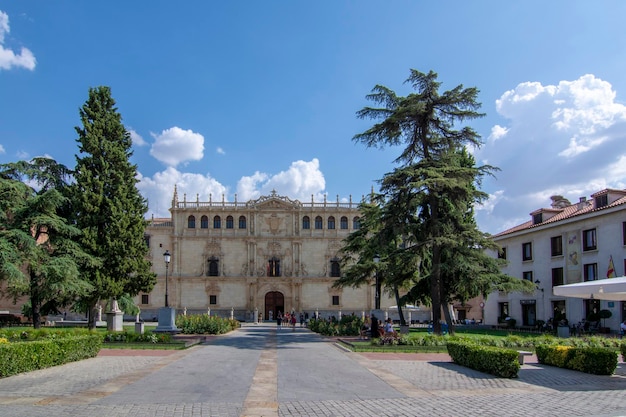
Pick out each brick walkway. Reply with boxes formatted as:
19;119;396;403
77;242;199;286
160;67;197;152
0;324;624;417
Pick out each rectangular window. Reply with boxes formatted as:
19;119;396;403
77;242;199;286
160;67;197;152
268;258;280;277
144;235;150;248
582;228;597;251
498;247;507;260
209;295;217;305
533;213;542;224
552;267;564;287
522;242;532;261
584;263;597;281
623;222;626;245
522;271;533;282
595;194;608;208
332;295;340;306
498;302;509;320
141;294;149;305
550;235;563;256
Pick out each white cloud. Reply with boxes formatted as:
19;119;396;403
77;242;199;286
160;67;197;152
237;171;269;201
488;125;508;141
140;158;327;218
237;158;326;202
0;144;5;154
475;74;626;234
0;11;36;71
138;167;227;218
128;128;147;146
216;147;225;155
149;126;204;167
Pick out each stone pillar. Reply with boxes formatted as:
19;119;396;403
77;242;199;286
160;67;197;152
106;301;123;331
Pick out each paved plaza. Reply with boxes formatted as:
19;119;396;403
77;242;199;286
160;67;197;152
0;323;625;416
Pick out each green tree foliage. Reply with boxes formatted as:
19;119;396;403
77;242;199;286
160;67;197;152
351;70;533;334
0;158;95;328
71;86;155;328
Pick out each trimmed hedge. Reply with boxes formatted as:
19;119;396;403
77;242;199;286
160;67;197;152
535;344;618;375
447;340;520;378
0;334;102;378
309;316;362;336
175;314;240;335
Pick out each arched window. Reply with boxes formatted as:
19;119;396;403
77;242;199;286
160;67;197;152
353;216;361;230
187;215;196;228
340;216;348;229
226;215;234;229
327;216;335;230
268;257;281;277
207;256;219;276
238;216;247;229
213;215;221;229
302;216;310;230
315;216;323;229
200;215;209;229
330;258;341;277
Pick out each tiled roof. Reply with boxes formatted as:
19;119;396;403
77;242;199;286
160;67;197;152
493;190;626;238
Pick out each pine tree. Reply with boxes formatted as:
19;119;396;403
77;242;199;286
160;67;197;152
354;70;505;334
72;86;155;328
0;158;94;328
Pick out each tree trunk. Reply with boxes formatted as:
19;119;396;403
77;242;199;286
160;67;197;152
87;301;97;330
30;273;41;329
431;244;442;334
429;194;443;335
442;297;456;336
393;286;406;326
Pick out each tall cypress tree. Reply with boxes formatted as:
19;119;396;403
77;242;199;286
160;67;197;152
72;86;155;328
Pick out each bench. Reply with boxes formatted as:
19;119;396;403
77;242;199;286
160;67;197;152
517;350;532;365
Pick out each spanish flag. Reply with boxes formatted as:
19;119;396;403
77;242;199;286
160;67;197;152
607;255;616;278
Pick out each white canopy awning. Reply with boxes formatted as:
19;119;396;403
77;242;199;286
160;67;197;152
553;276;626;301
388;305;420;310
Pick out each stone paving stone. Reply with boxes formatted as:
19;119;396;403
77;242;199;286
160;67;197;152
0;324;625;417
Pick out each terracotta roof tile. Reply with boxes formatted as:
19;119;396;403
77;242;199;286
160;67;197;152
493;191;626;238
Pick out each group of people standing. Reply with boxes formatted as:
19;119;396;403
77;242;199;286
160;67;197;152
276;311;306;329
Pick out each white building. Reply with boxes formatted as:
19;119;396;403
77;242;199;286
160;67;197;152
485;189;626;332
138;189;431;322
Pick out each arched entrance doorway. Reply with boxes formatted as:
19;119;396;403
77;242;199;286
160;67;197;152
265;291;284;321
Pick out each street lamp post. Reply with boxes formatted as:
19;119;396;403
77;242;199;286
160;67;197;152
373;254;380;310
155;249;178;333
164;250;171;307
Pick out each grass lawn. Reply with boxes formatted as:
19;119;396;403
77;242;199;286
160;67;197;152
100;341;189;350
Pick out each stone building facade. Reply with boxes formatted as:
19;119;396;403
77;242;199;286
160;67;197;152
138;189;404;321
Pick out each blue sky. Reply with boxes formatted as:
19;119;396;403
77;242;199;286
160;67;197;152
1;1;626;234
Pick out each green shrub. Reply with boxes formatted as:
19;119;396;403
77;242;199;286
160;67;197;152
103;331;173;343
308;316;363;337
447;340;520;378
0;334;101;378
175;314;239;335
536;344;618;375
621;342;626;362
